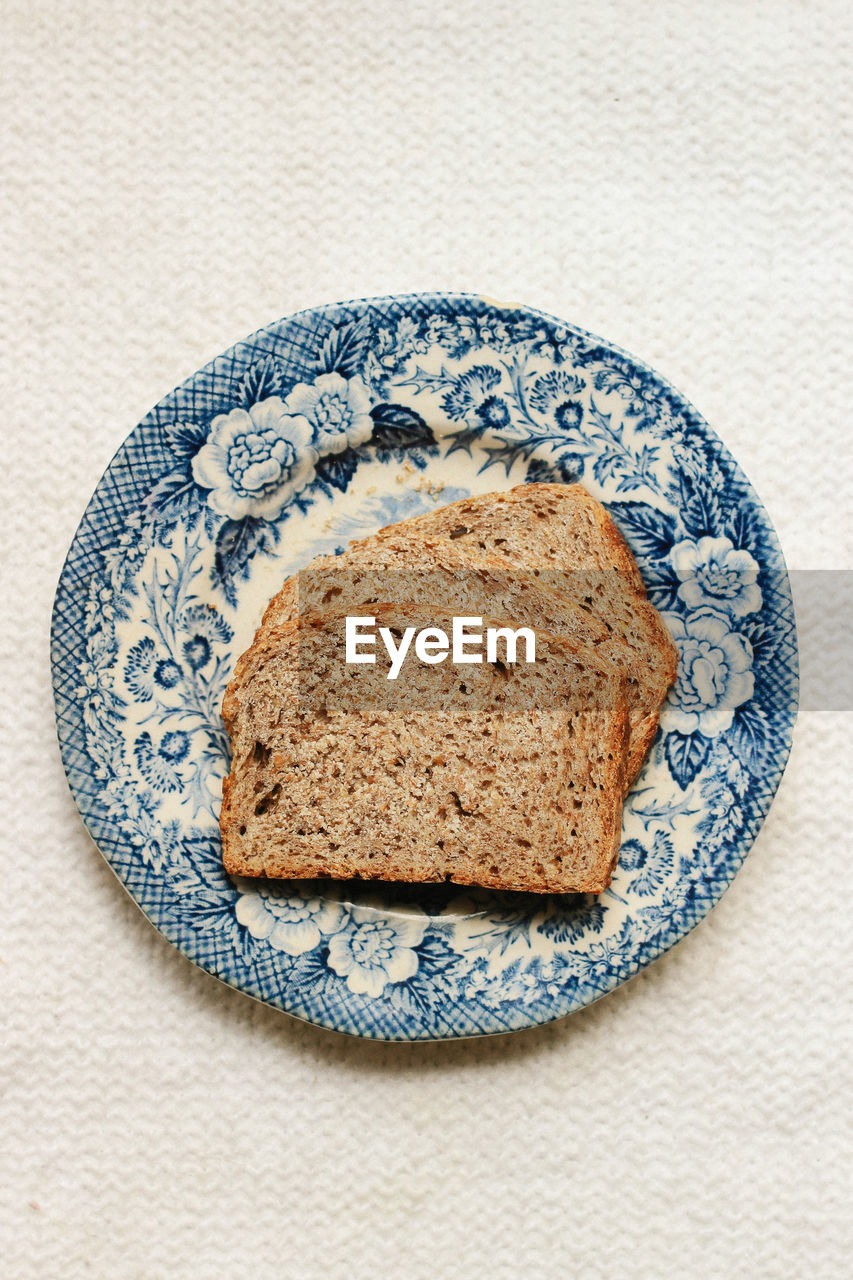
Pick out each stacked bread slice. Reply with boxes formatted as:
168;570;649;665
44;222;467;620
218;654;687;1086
221;484;677;893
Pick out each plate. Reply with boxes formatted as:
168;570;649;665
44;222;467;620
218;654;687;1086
51;293;798;1040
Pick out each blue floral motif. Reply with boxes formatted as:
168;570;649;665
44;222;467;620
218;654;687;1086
671;536;762;619
154;658;182;689
179;604;233;645
179;604;233;672
192;398;317;520
281;372;373;456
528;323;596;367
134;730;187;792
554;400;584;431
538;897;606;943
593;354;663;417
440;365;503;420
421;313;516;362
160;730;191;762
663;611;754;736
125;636;157;699
183;635;210;671
696;747;751;854
478;395;511;428
235;881;345;955
528;369;585;415
52;293;798;1041
619;832;675;897
326;901;428;997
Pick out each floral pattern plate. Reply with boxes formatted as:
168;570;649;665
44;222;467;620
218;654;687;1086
51;294;798;1040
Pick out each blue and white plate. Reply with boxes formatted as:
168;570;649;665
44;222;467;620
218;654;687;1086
51;294;798;1040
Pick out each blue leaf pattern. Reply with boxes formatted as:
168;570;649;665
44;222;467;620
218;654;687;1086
664;730;712;789
316;317;371;378
238;356;286;405
314;448;360;493
211;516;280;607
608;501;677;563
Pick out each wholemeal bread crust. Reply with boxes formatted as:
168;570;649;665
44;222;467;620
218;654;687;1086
378;483;649;593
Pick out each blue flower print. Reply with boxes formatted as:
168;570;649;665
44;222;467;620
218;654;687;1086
698;750;751;853
154;658;182;689
179;604;233;672
554;399;584;431
663;611;754;736
159;730;190;763
143;818;183;870
363;323;405;388
594;356;660;416
475;315;514;352
440;365;502;420
670;536;762;620
619;832;674;897
538;897;606;943
528;324;595;366
134;730;187;791
326;901;428;997
426;313;479;360
192;398;317;520
478;395;511;429
125;635;157;699
528;369;584;414
281;372;373;456
527;370;585;434
179;604;233;644
390;315;430;360
235;881;345;956
182;635;211;671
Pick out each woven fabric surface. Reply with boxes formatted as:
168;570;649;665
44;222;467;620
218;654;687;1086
1;1;851;1277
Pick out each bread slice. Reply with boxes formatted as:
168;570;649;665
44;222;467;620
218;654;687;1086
251;529;663;783
256;530;627;674
374;485;678;780
221;606;629;894
378;483;648;593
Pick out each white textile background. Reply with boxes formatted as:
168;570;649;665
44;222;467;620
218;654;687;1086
2;2;851;1277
